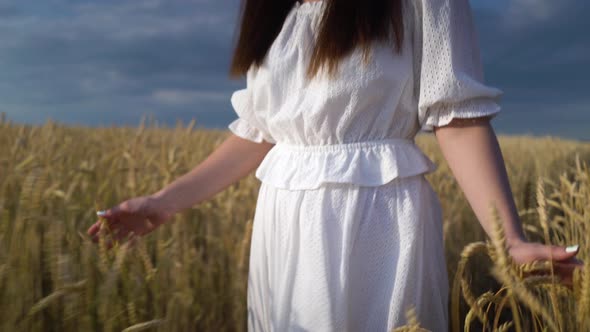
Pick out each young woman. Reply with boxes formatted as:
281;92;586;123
88;0;583;330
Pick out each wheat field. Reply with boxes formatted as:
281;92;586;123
1;114;589;331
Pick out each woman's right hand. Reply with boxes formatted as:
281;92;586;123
87;194;175;246
85;134;274;248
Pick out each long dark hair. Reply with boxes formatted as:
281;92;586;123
229;0;404;81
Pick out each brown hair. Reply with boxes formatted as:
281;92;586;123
229;0;404;81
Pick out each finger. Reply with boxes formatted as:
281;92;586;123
534;244;580;262
91;229;101;243
559;256;584;266
535;259;583;273
554;261;583;275
520;258;580;277
542;262;580;289
557;272;573;289
96;208;113;219
99;217;120;233
97;203;125;221
87;223;98;236
87;221;101;236
553;244;580;261
522;266;574;290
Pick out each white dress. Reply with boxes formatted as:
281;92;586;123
227;0;503;330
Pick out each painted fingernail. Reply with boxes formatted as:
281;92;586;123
96;210;107;216
565;244;579;253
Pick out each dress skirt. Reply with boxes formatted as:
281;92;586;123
246;173;449;332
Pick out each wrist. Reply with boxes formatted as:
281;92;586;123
500;217;528;249
149;189;180;220
505;233;528;249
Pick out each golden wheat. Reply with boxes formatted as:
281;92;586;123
454;157;589;332
0;117;588;331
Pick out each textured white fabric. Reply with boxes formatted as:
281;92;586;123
257;138;436;190
228;0;502;330
412;0;503;132
248;176;448;331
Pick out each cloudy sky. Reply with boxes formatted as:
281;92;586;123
0;0;588;140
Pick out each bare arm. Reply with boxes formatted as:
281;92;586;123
88;133;273;244
432;116;526;245
151;133;274;215
432;116;581;285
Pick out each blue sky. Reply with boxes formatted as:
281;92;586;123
0;0;588;140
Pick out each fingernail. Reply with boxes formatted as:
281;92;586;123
96;210;107;216
565;244;579;253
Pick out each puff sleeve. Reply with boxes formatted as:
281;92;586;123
227;66;276;143
414;0;504;132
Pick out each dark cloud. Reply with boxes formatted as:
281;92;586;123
0;0;244;128
472;0;589;140
0;0;588;140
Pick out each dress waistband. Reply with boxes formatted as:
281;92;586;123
254;137;437;190
273;138;417;153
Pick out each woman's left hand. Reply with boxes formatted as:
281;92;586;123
507;240;584;287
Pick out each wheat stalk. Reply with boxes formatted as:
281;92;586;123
536;177;564;331
451;241;488;330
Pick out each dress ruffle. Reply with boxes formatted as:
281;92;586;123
228;88;276;144
228;118;269;143
255;138;438;190
420;97;501;132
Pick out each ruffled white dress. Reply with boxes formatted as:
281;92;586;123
227;0;503;330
